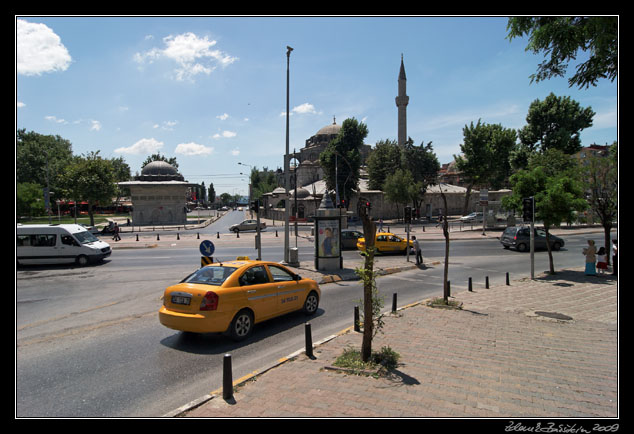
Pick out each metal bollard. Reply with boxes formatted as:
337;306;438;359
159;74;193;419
157;234;160;241
177;233;180;240
136;234;139;241
506;272;510;285
392;293;397;312
354;306;360;332
468;277;472;292
217;232;220;239
305;323;314;359
485;276;489;289
223;354;233;400
447;281;451;297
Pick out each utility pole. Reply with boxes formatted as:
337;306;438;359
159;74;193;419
284;46;293;263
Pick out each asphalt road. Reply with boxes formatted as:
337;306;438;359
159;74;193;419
16;212;613;417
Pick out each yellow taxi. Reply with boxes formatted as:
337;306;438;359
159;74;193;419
356;232;414;255
159;258;321;341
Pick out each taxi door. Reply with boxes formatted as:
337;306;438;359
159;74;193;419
267;264;305;314
239;265;279;322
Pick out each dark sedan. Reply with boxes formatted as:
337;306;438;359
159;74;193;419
500;226;564;252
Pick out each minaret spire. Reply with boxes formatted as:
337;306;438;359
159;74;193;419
395;54;409;147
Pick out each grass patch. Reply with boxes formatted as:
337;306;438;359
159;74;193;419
427;297;463;309
332;346;400;377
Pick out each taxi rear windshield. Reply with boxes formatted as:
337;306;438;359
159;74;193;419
181;266;238;286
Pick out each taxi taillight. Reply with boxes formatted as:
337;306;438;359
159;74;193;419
200;291;219;311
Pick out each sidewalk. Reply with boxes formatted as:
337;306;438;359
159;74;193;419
177;268;618;418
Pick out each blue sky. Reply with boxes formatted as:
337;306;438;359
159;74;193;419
16;16;618;196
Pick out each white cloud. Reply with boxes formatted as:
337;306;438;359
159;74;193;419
134;32;237;82
216;113;229;121
175;142;214;156
231;148;240;156
45;115;67;124
280;102;320;117
115;138;164;155
17;101;26;108
153;120;178;130
90;120;102;131
212;130;237;139
17;19;72;76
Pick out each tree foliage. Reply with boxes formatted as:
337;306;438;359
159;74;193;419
507;16;618;89
319;118;368;205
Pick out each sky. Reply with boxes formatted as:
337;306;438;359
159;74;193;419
16;16;618;197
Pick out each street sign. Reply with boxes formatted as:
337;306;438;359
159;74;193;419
199;240;215;257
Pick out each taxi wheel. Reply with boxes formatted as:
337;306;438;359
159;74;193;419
229;309;253;341
303;291;319;315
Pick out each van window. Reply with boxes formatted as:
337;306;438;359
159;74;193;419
61;235;79;246
72;230;99;244
17;234;56;247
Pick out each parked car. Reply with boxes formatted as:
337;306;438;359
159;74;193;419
357;232;414;255
341;229;363;250
459;212;483;222
158;259;321;340
229;219;267;233
500;226;565;252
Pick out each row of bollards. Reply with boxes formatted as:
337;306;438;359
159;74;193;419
221;321;316;401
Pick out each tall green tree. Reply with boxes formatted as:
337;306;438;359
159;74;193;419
401;138;440;211
383;169;422;220
142;153;179;169
319;118;368;206
503;149;587;274
455;120;517;214
511;93;594;170
366;139;401;191
59;151;117;226
581;142;618;264
507;16;617;89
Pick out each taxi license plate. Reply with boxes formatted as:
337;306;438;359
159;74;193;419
171;295;191;305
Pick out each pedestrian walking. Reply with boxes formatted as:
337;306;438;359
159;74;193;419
412;235;422;265
612;239;617;276
378;218;383;232
596;247;608;275
113;223;121;242
583;240;596;276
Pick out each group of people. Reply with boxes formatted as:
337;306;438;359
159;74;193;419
584;239;617;276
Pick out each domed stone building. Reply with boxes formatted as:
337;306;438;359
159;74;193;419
118;161;197;226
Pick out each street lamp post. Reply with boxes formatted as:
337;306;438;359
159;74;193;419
284;46;293;264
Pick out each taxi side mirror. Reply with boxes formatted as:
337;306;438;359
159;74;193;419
294;274;301;281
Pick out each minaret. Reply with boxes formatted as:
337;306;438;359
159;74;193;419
395;54;409;147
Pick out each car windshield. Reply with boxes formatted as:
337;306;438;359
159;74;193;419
73;230;100;244
182;266;238;285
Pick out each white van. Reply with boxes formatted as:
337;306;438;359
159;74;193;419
17;224;111;266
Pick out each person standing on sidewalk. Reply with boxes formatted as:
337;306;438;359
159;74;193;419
412;235;422;265
612;239;618;276
596;247;608;275
583;239;596;276
113;223;121;242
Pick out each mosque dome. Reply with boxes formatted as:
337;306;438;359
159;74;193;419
137;160;184;181
291;187;311;199
316;120;341;137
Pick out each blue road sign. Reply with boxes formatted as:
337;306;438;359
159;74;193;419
199;240;215;257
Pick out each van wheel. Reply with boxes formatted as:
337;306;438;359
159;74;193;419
76;255;89;266
517;243;528;252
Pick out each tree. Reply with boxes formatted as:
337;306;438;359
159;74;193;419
17;182;46;219
507;16;617;89
581;142;618;264
59;151;117;226
455;120;517;214
383;169;422;220
16;129;74;209
503;150;587;274
366;139;401;191
208;183;216;205
320;118;368;205
357;203;377;362
512;93;594;170
400;138;440;212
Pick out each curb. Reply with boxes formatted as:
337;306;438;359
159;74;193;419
163;328;353;417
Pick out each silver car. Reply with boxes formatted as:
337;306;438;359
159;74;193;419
229;219;267;233
500;226;564;252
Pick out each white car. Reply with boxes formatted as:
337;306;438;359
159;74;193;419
459;212;483;222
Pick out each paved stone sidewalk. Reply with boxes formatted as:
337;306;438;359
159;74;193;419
184;269;618;418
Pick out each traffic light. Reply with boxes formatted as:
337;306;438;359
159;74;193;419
522;197;534;222
339;198;346;208
404;206;412;224
250;200;259;213
365;201;371;211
